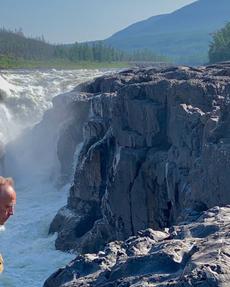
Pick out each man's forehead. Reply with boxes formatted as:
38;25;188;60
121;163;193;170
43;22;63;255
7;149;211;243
0;185;16;200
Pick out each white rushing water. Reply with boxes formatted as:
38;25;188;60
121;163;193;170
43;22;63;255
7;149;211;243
0;69;105;143
0;68;108;287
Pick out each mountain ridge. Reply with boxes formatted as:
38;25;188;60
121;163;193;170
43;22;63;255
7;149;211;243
105;0;230;64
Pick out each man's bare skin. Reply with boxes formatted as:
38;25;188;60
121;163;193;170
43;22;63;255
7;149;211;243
0;255;3;273
0;177;16;225
0;177;16;273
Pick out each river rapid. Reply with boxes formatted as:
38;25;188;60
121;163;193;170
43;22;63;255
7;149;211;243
0;69;107;287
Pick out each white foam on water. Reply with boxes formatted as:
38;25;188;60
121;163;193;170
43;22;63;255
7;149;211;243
0;181;74;287
0;69;105;142
0;68;113;287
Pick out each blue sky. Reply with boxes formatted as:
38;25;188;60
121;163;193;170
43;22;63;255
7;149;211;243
1;0;197;43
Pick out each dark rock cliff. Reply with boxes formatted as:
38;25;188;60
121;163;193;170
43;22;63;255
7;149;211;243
45;206;230;287
45;63;230;286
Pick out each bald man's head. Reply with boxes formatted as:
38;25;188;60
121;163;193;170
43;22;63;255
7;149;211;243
0;177;16;225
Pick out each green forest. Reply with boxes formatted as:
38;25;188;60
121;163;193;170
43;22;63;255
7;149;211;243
0;28;168;68
2;22;230;68
209;22;230;63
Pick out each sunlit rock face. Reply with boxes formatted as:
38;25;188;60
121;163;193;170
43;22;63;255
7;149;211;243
49;63;230;259
44;206;230;287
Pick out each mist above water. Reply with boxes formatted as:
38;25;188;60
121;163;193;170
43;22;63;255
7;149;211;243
0;68;108;287
0;69;104;143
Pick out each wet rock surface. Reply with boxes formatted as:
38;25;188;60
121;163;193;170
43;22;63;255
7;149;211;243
44;206;230;287
46;63;230;286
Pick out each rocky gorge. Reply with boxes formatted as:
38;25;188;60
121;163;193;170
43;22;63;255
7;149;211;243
43;63;230;286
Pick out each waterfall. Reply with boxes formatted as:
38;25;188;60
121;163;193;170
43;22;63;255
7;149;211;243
0;68;108;287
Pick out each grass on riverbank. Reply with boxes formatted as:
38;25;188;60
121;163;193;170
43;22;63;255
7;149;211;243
0;55;129;69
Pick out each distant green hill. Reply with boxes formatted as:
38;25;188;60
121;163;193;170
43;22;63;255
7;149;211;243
0;28;55;60
105;0;230;65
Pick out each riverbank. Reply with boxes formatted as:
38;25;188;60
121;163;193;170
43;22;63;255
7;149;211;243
0;56;129;69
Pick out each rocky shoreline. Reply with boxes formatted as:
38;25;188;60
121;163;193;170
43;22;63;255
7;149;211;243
44;206;230;286
43;63;230;286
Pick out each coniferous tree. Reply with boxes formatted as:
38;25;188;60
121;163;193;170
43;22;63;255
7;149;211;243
209;22;230;63
0;28;169;64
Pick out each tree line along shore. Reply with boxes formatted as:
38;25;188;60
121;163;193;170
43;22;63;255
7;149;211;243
0;28;168;69
0;23;230;69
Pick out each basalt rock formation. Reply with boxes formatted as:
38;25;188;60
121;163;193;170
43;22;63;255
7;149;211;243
44;206;230;287
46;63;230;286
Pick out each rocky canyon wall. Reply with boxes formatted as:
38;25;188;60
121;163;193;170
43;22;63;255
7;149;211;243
49;63;230;257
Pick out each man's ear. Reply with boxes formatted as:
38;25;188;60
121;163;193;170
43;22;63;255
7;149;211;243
0;177;5;185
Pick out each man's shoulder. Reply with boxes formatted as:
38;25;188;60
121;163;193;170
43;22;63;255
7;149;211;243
0;254;4;273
